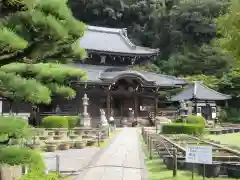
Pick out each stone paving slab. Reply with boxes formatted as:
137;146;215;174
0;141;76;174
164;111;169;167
76;128;146;180
43;148;100;172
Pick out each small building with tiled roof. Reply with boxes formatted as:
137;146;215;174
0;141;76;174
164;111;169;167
171;81;231;120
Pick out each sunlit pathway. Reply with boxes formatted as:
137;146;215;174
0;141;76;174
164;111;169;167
76;128;147;180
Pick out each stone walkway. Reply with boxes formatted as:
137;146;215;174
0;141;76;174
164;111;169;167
44;148;100;172
76;127;147;180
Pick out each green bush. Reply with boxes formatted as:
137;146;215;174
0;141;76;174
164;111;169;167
0;147;45;172
175;116;184;123
186;115;205;126
229;117;240;124
20;172;58;180
220;108;240;124
0;116;33;139
162;123;204;135
41;116;68;128
65;116;80;128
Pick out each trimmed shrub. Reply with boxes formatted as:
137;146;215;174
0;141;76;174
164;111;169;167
175;116;184;123
162;123;204;135
65;116;80;128
41;116;68;128
0;147;45;172
186;115;205;126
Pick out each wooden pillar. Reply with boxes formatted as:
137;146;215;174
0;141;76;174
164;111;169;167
106;91;111;120
120;99;123;117
134;94;139;118
154;96;158;118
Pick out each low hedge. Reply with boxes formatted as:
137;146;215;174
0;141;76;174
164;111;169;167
186;115;205;126
162;123;204;135
41;115;81;128
64;116;80;128
41;116;68;128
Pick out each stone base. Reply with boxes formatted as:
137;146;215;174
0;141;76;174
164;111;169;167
82;116;91;127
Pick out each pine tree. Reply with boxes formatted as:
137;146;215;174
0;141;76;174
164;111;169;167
0;0;87;104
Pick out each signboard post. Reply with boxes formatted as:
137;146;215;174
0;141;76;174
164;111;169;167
186;145;212;180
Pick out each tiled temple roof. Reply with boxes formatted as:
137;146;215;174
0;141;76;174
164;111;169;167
75;64;187;87
171;81;231;101
79;26;159;56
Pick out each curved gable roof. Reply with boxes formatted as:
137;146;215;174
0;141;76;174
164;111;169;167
74;64;187;87
79;25;159;56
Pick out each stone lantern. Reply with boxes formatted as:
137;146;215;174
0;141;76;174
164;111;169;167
179;100;188;118
81;93;91;127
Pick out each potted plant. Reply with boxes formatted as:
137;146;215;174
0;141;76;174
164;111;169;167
39;136;48;140
35;128;46;136
197;163;221;178
75;140;86;149
59;142;70;150
69;134;79;140
68;140;74;148
74;128;84;136
86;139;96;146
47;131;55;136
55;129;68;136
30;136;42;150
227;163;240;178
53;135;64;140
46;143;57;152
31;143;41;150
163;155;185;170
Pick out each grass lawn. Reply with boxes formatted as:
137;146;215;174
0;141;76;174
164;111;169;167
141;137;234;180
204;133;240;147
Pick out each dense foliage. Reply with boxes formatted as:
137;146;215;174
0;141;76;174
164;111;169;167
217;0;240;64
219;107;240;124
69;0;231;72
0;0;86;105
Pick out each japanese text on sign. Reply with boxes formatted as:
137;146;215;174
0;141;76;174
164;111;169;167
186;145;212;164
